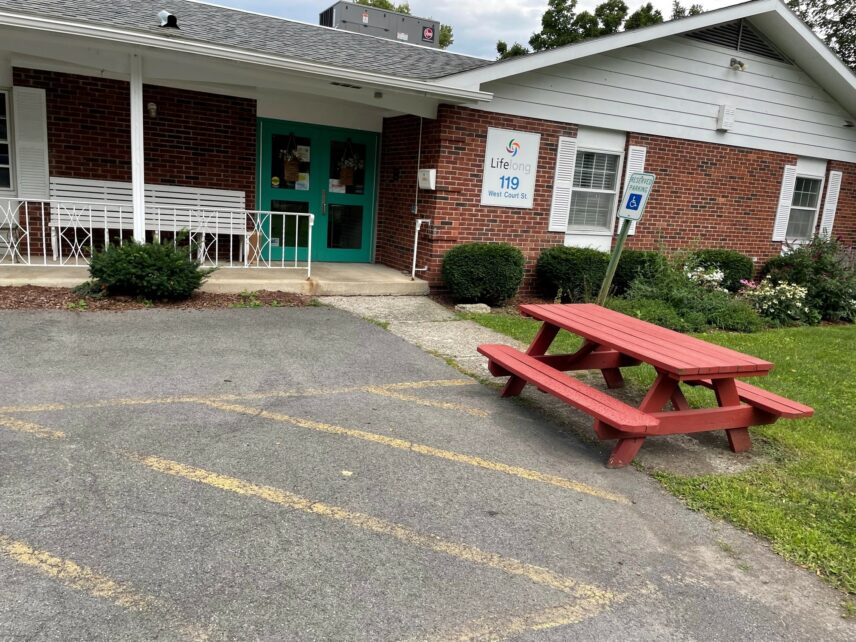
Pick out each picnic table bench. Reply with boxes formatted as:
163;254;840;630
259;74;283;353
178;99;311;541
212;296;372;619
478;303;813;468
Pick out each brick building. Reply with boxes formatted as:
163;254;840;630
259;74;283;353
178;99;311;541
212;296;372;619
0;0;853;290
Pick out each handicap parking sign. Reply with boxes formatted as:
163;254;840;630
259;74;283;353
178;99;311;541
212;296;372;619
617;173;655;222
626;193;642;211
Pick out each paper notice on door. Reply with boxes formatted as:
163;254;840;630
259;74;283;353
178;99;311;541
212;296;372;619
295;173;309;191
270;238;280;247
329;179;346;194
296;145;311;162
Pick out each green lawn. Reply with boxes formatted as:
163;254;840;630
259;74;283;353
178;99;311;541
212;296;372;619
463;311;856;596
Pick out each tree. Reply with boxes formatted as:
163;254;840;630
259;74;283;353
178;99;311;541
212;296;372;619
529;0;582;51
496;40;530;60
625;3;664;31
502;0;676;59
529;0;631;51
787;0;855;69
354;0;453;49
596;0;631;35
671;1;704;19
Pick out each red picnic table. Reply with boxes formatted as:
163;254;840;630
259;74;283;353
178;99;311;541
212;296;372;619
478;303;813;468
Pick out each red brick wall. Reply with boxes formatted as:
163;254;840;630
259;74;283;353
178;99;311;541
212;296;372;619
624;133;798;266
376;108;856;292
13;68;257;209
376;105;576;289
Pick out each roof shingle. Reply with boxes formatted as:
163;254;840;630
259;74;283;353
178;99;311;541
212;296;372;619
0;0;493;80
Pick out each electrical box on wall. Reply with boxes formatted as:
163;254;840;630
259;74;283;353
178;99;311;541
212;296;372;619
418;168;437;190
717;104;737;131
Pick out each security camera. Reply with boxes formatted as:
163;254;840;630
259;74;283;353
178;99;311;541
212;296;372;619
158;10;179;29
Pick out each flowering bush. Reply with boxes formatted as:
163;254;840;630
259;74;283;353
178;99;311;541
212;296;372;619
685;265;727;292
739;278;819;326
761;236;856;322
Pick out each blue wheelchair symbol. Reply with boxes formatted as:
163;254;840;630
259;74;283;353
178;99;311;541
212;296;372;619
626;193;642;211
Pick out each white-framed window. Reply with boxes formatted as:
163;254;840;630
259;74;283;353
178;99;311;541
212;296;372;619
0;89;12;192
786;175;823;240
567;149;621;232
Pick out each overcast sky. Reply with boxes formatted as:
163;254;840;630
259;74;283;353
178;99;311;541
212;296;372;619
210;0;745;58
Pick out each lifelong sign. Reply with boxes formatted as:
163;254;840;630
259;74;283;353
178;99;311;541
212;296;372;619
617;172;656;221
480;128;540;209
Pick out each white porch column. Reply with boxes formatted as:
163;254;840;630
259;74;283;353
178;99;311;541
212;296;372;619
130;53;146;242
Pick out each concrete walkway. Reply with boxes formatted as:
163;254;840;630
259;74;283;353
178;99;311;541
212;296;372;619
0;263;428;296
322;295;522;379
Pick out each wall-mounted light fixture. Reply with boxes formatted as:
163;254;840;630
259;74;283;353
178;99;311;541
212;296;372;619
729;57;747;71
147;102;158;118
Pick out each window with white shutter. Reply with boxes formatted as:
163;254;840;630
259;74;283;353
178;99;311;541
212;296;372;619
568;151;620;230
0;90;11;192
12;86;49;200
772;164;826;243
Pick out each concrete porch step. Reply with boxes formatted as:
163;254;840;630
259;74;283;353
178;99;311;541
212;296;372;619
0;263;429;296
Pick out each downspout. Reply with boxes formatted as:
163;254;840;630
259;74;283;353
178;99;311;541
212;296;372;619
411;116;430;280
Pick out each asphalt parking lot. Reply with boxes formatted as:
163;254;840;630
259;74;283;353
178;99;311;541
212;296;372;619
0;307;851;641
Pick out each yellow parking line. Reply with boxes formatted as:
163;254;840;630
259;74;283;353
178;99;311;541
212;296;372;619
0;415;65;439
0;534;153;610
131;453;615;607
0;379;474;414
407;597;623;642
200;400;629;504
362;386;490;417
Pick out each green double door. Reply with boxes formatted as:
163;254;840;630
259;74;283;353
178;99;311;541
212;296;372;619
258;119;378;263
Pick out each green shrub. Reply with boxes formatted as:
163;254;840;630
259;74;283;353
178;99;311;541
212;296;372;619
441;242;524;306
535;246;609;302
625;253;764;332
613;250;665;295
693;249;754;292
761;236;856;321
89;241;214;300
605;297;689;332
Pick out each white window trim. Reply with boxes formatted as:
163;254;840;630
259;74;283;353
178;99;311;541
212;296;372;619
567;147;624;236
0;88;13;195
787;172;825;243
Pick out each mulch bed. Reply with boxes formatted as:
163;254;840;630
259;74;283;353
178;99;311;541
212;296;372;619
0;286;309;311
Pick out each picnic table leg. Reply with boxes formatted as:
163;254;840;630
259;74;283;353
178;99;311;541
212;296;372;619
607;371;677;468
670;385;690;411
601;367;624;389
500;323;560;397
712;379;752;453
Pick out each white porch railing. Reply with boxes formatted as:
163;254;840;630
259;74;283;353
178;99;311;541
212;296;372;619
0;198;314;277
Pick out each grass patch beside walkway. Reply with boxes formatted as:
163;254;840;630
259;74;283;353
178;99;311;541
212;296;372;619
463;311;856;596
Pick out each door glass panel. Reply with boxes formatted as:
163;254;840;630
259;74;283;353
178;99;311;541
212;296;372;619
329;139;367;195
271;134;311;191
327;204;363;250
270;200;310;249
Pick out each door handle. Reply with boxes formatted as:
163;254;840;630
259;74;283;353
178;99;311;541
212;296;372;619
321;190;327;215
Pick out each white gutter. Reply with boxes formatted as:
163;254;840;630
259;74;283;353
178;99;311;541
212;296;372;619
0;10;493;104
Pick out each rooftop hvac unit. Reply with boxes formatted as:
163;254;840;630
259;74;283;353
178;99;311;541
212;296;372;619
320;1;440;48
